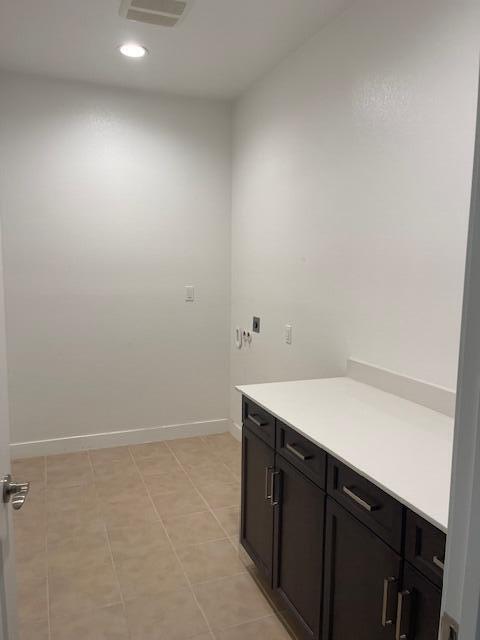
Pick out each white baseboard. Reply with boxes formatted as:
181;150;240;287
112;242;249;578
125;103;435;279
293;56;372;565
347;358;456;417
10;418;231;459
228;420;242;442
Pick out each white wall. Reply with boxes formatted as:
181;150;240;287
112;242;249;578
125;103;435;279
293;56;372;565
1;0;479;445
0;73;232;445
230;0;480;425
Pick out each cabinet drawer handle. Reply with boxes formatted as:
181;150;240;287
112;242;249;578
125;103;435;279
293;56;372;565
248;414;268;428
270;471;280;507
395;590;412;640
382;577;397;627
433;555;445;571
342;486;378;512
264;466;273;500
286;443;312;461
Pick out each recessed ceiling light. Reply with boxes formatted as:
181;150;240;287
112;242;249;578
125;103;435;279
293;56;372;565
119;43;148;58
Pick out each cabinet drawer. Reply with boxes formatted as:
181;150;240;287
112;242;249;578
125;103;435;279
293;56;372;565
405;510;446;588
242;396;275;448
276;421;326;489
327;457;404;552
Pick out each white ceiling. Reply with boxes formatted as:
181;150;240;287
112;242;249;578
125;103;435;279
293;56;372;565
0;0;349;99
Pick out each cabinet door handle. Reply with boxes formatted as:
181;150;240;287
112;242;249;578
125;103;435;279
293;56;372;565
270;471;280;507
433;555;445;571
264;466;273;500
342;486;378;512
395;590;412;640
286;443;312;461
248;414;268;428
382;577;397;627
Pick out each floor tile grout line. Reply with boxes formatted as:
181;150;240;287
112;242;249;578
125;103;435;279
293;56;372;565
130;444;218;640
16;437;242;640
42;455;53;640
171;437;239;480
88;447;131;636
145;504;210;518
188;568;248;589
165;440;291;632
245;563;300;633
196;441;290;620
195;447;240;485
38;456;52;640
163;440;240;550
151;444;219;635
162;438;246;638
45;450;126;632
212;611;290;635
45;552;52;640
164;535;231;551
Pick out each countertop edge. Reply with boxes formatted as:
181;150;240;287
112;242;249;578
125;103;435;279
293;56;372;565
236;382;449;533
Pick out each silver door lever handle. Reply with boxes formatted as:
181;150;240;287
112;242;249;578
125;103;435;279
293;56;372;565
2;474;30;510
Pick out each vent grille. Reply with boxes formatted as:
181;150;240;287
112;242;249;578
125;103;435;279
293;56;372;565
131;0;186;15
125;9;178;26
119;0;191;27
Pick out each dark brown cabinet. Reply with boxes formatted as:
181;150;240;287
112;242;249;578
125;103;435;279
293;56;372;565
405;511;446;589
327;458;404;552
273;455;325;640
396;564;442;640
276;420;327;487
323;497;401;640
243;396;276;447
240;426;275;582
240;395;445;640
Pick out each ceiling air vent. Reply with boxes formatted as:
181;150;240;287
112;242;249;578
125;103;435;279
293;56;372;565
119;0;192;27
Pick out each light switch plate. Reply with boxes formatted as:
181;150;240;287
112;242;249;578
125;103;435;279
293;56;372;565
285;324;292;345
253;317;260;333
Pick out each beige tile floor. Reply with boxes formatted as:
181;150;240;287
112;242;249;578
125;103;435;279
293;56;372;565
12;433;294;640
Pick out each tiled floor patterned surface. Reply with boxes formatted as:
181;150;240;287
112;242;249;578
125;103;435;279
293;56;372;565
12;433;295;640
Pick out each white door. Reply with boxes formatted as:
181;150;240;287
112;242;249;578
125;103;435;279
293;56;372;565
442;74;480;638
0;221;18;640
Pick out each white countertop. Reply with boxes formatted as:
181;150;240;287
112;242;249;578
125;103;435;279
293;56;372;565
237;377;454;532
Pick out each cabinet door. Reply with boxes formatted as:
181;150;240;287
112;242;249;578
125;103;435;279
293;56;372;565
404;511;445;589
396;563;441;640
273;455;325;640
241;426;275;583
323;498;401;640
